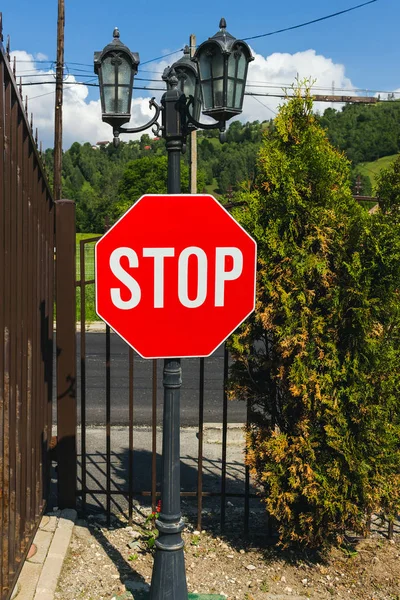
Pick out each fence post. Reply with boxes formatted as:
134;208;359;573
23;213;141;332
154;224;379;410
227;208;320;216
55;199;76;509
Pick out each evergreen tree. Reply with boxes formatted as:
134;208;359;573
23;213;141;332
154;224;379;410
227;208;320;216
228;87;400;547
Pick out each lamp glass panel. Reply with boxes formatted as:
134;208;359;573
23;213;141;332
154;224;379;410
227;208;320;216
117;86;131;114
202;80;213;109
118;55;133;88
234;81;244;109
182;69;196;99
211;49;224;78
227;78;235;107
237;52;247;79
228;53;237;78
103;85;116;113
194;83;202;119
199;52;212;80
102;56;116;85
213;78;224;108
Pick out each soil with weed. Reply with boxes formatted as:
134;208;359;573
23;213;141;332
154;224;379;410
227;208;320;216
56;505;400;600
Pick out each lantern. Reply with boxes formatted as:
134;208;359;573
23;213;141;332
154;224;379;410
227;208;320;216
193;18;253;123
94;28;140;130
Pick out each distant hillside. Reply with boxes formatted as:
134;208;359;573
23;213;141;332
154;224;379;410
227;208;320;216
45;99;400;233
357;154;399;192
319;100;400;165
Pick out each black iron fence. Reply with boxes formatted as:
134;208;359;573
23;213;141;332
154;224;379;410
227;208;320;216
0;16;55;600
76;236;258;534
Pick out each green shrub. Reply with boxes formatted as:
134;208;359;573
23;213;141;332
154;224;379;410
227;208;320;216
229;86;400;547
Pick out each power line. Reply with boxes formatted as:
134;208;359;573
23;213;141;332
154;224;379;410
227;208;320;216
21;80;166;92
243;0;379;41
12;1;379;77
140;49;184;65
29;90;56;100
248;94;277;115
18;77;400;99
14;68;400;98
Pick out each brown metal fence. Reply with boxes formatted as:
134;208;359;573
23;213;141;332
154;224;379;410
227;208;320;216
0;16;55;600
77;236;258;534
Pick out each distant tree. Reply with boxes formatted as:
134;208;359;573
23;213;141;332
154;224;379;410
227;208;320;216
116;155;206;218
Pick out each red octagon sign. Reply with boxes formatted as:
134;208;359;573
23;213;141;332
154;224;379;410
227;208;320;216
95;194;256;359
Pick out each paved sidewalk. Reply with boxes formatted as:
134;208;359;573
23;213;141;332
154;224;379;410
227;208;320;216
11;509;76;600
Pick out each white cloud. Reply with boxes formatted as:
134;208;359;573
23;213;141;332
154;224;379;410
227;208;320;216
241;48;355;122
12;47;357;149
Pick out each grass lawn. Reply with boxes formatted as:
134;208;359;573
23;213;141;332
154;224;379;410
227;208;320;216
76;233;102;322
204;178;220;196
357;153;399;191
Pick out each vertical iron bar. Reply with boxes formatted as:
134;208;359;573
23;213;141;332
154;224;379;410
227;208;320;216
197;358;204;531
38;167;46;516
80;239;87;513
244;398;250;536
128;348;134;525
31;156;38;524
0;51;5;595
34;161;41;520
106;324;111;525
25;139;33;543
47;191;55;507
14;90;23;565
8;75;18;580
19;114;28;560
151;359;157;512
2;66;11;593
55;199;76;508
221;343;229;533
20;125;29;555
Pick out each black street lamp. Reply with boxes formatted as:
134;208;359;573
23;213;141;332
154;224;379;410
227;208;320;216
94;21;252;600
167;45;202;122
193;18;253;123
94;27;139;135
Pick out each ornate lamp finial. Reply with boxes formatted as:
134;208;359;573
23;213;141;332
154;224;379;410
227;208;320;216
113;27;120;39
219;18;227;30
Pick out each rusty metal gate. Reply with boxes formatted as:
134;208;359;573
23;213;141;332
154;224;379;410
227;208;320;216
76;235;260;534
0;16;56;600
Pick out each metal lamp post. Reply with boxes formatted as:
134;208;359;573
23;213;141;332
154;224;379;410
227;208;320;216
94;20;252;600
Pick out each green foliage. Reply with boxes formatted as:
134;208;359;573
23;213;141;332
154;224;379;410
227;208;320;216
357;153;399;192
115;155;192;217
43;98;400;236
44;101;400;233
319;100;400;164
76;234;101;322
229;86;400;548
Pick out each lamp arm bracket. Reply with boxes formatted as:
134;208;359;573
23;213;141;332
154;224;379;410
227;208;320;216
183;97;226;141
152;121;164;137
117;97;162;135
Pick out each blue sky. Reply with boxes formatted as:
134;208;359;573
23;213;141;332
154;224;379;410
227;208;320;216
1;0;397;147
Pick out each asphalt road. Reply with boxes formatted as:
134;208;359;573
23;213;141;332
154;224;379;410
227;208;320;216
56;332;247;426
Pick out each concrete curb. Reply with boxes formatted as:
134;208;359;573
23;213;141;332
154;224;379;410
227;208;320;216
33;509;77;600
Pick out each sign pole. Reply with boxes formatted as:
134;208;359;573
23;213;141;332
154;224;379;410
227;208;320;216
149;77;188;600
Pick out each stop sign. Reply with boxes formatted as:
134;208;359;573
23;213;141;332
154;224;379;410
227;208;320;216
95;194;256;358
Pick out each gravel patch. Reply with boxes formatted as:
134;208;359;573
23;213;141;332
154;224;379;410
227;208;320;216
55;504;400;600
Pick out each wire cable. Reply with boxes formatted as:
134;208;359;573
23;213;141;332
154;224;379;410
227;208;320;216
140;49;184;66
248;94;277;115
243;0;379;41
